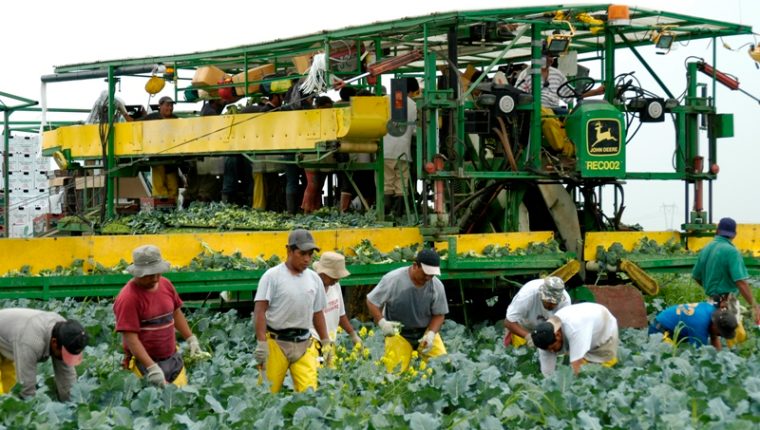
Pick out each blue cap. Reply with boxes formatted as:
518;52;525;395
716;217;737;239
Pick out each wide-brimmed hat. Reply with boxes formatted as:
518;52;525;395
126;245;171;278
416;248;441;276
288;229;320;252
712;308;738;339
55;319;89;367
539;276;566;304
314;251;350;279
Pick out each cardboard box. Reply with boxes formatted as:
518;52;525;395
292;55;312;74
232;64;275;96
36;157;51;171
33;213;63;236
15;153;35;171
10;223;33;238
192;66;229;97
33;172;48;188
140;197;176;211
9;171;33;189
9;207;30;225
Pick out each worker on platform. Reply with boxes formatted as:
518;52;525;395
86;90;134;123
141;96;181;199
310;251;362;359
182;99;227;206
531;302;618;376
366;248;448;372
253;229;332;393
649;302;737;350
383;77;419;218
503;276;571;348
0;309;88;401
114;245;206;387
301;96;334;213
337;86;376;212
514;44;604;157
234;92;286;210
692;217;760;346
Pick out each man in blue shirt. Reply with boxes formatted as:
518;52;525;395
649;302;737;350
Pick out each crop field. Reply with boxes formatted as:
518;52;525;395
1;283;759;430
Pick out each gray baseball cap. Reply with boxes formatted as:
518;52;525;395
288;229;320;252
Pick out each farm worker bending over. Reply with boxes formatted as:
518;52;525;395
114;245;205;387
367;248;449;373
310;252;362;347
531;302;618;376
503;276;570;348
649;302;737;350
253;229;331;393
0;310;88;401
692;217;759;346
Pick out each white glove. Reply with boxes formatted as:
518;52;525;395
145;363;166;386
254;340;269;366
378;318;401;337
187;335;201;355
418;331;436;354
321;339;335;367
350;332;362;346
524;332;535;348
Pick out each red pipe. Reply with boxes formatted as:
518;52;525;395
693;156;704;212
433;155;445;214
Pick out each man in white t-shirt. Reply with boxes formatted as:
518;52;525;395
253;229;331;393
503;276;570;348
310;252;361;345
531;302;619;376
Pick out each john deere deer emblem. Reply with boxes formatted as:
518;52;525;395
587;120;621;155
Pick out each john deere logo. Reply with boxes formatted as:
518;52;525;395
587;119;621;155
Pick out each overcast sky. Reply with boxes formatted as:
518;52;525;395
2;0;758;230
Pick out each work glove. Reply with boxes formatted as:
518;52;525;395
145;363;166;386
254;340;269;366
418;330;436;354
350;332;362;346
524;332;535;348
185;335;212;363
321;339;335;367
187;335;201;355
378;318;402;337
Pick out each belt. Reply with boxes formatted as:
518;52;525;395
267;326;311;342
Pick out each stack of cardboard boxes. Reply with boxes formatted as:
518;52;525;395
3;135;51;238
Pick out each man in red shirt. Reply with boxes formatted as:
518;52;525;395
114;245;204;386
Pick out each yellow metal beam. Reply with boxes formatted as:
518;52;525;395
583;231;681;259
585;225;760;258
42;97;389;158
687;224;760;256
0;228;422;275
435;232;555;254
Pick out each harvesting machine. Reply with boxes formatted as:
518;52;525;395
2;4;759;323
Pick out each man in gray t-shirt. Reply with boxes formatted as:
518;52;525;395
0;309;89;401
367;248;449;372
